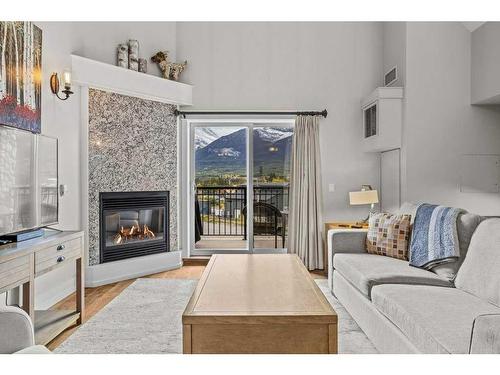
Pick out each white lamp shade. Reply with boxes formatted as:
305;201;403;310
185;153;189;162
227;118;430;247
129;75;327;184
349;190;379;205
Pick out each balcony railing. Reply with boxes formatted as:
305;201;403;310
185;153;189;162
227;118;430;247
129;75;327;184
195;185;289;238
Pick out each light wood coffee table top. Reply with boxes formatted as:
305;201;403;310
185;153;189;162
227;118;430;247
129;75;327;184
183;254;337;324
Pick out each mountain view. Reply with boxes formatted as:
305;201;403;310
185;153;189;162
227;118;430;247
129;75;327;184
194;127;235;150
195;127;293;186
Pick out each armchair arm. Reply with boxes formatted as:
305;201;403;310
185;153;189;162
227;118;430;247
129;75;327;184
0;306;35;354
470;314;500;354
327;229;368;290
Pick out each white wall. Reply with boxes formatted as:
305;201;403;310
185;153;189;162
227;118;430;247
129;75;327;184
403;22;500;215
383;22;406;86
176;22;383;221
471;22;500;104
35;22;84;308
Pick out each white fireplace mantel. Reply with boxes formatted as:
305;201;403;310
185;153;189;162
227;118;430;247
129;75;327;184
71;54;193;106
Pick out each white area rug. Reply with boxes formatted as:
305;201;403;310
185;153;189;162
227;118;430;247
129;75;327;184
55;278;377;354
55;279;198;354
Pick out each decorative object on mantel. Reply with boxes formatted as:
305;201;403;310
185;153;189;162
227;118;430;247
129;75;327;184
116;39;145;72
128;39;139;71
0;21;42;133
349;184;379;223
138;58;147;73
151;51;187;81
117;43;128;68
50;70;73;101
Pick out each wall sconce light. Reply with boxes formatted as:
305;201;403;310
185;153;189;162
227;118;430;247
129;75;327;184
50;70;73;100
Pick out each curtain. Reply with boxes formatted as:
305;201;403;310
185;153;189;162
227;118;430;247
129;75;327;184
288;115;324;270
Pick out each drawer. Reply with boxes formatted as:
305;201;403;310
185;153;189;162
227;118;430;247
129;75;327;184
0;255;30;292
35;237;82;276
35;237;82;263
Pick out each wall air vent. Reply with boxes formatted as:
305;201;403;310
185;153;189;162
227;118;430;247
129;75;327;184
384;66;398;87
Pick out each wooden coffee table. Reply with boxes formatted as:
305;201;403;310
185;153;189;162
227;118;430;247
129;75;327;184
182;254;337;354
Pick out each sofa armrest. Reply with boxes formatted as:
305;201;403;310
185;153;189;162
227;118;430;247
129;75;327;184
0;306;35;354
470;314;500;354
327;229;368;290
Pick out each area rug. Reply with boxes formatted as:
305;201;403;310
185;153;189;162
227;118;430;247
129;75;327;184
55;279;198;354
55;278;377;354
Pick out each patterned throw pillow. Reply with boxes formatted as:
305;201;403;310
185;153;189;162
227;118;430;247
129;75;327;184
366;213;412;260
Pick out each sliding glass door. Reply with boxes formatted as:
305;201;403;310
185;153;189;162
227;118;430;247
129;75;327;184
251;125;292;250
193;125;248;251
190;120;293;254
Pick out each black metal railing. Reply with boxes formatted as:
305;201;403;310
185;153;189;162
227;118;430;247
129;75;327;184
195;185;289;237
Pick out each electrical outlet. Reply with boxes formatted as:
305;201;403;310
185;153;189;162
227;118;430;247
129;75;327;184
328;183;336;192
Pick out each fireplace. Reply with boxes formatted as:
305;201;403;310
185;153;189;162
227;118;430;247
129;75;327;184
99;191;170;263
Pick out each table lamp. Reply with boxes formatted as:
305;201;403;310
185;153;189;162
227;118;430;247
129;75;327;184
349;185;379;223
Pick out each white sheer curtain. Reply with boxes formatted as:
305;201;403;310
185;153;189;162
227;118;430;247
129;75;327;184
287;115;324;270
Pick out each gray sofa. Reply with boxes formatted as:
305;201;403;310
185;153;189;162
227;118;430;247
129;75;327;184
0;306;51;354
327;211;500;354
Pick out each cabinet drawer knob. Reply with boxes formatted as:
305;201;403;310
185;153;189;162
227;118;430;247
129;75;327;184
57;256;66;263
57;244;65;251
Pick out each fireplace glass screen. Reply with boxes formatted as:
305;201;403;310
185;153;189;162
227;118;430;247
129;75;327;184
99;191;169;263
104;207;165;247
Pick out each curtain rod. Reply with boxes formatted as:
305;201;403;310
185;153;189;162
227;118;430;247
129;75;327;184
174;109;327;118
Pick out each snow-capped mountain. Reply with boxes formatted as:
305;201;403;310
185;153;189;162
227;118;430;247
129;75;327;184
194;127;238;150
195;127;293;175
253;127;293;143
195;126;293;150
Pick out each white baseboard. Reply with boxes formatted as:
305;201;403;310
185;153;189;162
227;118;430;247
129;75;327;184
85;251;183;287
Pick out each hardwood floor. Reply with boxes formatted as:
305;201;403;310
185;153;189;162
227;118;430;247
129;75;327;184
46;264;326;351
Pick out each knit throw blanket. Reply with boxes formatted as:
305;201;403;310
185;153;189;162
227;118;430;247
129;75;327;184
409;204;464;269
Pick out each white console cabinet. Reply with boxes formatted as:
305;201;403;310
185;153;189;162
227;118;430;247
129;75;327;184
361;87;404;153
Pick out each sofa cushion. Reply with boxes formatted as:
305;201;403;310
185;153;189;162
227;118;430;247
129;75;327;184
366;213;412;260
455;218;500;307
333;253;452;299
469;314;500;354
371;284;500;353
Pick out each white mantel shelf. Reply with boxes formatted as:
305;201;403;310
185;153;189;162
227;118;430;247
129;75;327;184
71;54;193;106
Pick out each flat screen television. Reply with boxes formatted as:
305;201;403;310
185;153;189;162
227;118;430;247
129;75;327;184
0;125;58;236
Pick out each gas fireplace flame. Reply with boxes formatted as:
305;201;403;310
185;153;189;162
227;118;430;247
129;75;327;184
113;224;156;245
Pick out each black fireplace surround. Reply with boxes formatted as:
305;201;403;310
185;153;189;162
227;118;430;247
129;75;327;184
99;191;170;263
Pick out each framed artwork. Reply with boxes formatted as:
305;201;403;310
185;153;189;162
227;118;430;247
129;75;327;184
0;21;42;133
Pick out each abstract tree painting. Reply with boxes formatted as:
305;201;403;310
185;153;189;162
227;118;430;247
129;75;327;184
0;22;42;133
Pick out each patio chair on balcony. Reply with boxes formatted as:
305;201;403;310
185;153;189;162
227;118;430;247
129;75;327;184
242;201;285;248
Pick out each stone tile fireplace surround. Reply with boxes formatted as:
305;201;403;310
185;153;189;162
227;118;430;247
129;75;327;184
87;88;178;266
